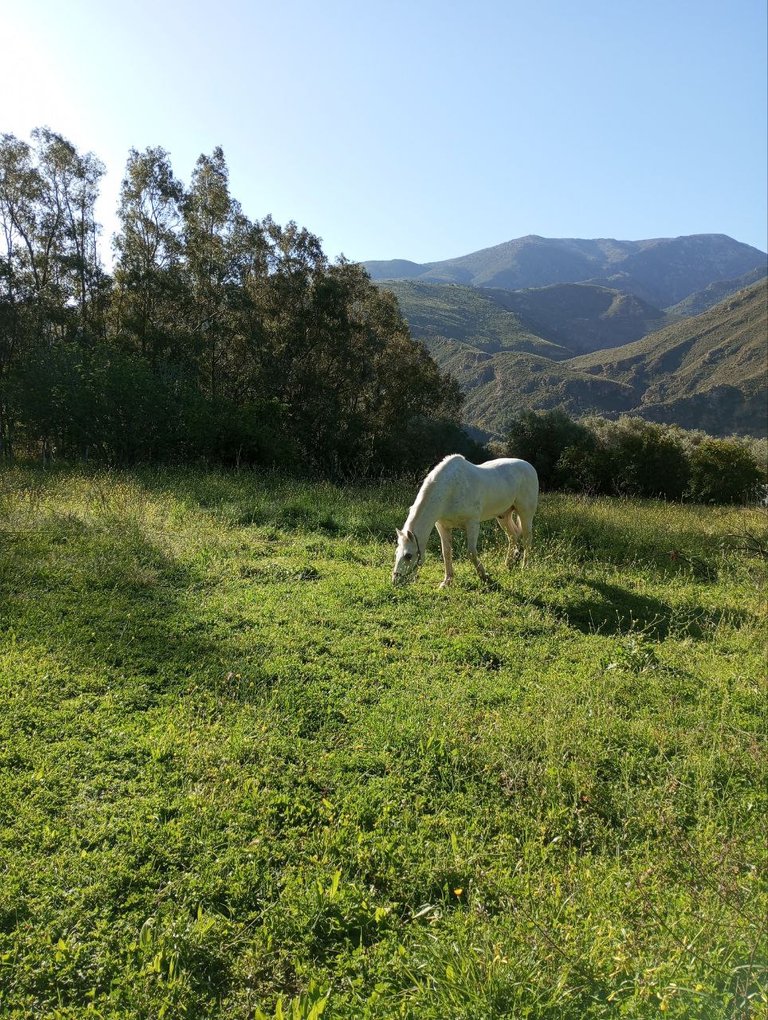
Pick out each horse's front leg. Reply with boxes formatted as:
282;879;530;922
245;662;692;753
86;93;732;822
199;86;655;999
465;520;488;581
436;521;454;588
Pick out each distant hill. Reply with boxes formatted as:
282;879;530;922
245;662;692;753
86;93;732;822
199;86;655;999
369;233;767;439
666;265;768;317
365;233;767;309
481;284;676;355
378;281;573;359
571;279;768;436
382;278;677;358
396;279;768;439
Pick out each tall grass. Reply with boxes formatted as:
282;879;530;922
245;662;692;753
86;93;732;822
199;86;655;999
0;465;765;1018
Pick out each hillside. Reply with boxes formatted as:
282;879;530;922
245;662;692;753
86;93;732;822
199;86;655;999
666;265;768;316
412;279;768;438
378;281;573;359
481;284;675;354
381;280;675;358
436;346;637;438
365;233;767;309
572;278;768;436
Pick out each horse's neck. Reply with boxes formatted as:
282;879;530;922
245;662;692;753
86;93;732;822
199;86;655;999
405;480;443;541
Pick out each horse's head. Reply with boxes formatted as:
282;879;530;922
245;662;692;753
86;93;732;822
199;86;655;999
392;528;422;585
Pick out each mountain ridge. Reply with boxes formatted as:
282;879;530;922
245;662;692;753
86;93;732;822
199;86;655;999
376;276;767;439
365;233;767;310
367;233;767;438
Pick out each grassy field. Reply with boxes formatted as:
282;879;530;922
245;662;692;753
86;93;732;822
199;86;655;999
0;465;765;1019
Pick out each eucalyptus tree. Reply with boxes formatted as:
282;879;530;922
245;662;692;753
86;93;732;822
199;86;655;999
0;128;105;455
247;236;464;470
330;266;464;470
0;130;66;336
182;147;245;399
112;146;185;366
38;128;106;338
250;216;329;397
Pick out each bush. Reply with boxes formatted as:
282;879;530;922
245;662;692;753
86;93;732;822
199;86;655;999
686;438;764;503
506;410;595;490
595;418;690;500
505;410;763;504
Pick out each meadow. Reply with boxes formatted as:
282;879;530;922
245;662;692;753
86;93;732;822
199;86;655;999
0;465;765;1019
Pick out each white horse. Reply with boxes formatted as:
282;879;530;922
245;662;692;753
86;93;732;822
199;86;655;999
392;454;539;588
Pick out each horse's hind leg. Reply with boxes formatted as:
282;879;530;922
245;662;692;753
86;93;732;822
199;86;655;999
516;506;534;567
465;520;488;581
496;510;521;568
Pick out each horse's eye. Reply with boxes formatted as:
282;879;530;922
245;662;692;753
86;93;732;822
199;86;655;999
404;553;413;561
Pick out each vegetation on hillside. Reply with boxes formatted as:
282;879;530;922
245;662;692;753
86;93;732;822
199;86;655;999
505;410;766;503
0;130;467;473
666;265;768;317
387;278;767;440
571;280;768;436
0;466;765;1018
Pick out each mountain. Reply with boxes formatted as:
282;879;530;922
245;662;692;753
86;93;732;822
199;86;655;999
480;284;676;355
368;233;767;439
396;279;768;439
365;233;767;310
571;279;768;436
431;344;638;439
382;279;677;358
666;265;768;317
377;281;573;359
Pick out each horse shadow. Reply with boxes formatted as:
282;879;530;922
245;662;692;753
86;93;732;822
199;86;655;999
530;578;754;639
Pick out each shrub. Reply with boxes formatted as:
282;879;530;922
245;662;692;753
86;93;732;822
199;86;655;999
595;417;690;500
686;437;764;503
506;410;596;490
505;411;762;504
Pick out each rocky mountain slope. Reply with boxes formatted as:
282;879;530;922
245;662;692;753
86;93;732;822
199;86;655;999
368;234;767;438
382;278;767;439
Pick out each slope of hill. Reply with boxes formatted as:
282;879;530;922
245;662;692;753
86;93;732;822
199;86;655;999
571;279;768;436
417;280;768;438
485;284;675;354
439;348;637;438
666;265;768;316
382;280;675;359
379;281;573;359
365;233;767;309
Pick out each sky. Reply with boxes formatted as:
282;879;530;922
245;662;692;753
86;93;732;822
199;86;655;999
3;0;767;266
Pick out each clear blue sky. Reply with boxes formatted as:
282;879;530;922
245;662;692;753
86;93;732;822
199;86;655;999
4;0;767;264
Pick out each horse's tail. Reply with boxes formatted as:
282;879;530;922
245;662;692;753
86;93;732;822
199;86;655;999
508;511;523;540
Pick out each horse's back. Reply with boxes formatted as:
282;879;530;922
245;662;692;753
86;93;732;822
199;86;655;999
435;456;538;524
476;457;538;496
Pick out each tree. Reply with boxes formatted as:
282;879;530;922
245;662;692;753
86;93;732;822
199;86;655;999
35;128;107;338
111;147;185;366
2;132;472;471
506;410;595;489
596;417;690;499
0;129;106;456
182;147;245;399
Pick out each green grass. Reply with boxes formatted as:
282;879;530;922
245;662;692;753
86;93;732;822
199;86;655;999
0;465;766;1019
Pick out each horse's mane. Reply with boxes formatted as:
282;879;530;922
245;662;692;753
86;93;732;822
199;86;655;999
406;454;466;526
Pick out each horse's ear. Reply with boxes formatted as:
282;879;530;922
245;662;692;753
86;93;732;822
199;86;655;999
406;530;416;542
396;528;405;540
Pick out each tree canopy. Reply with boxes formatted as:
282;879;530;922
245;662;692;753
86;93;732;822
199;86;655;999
0;130;470;473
